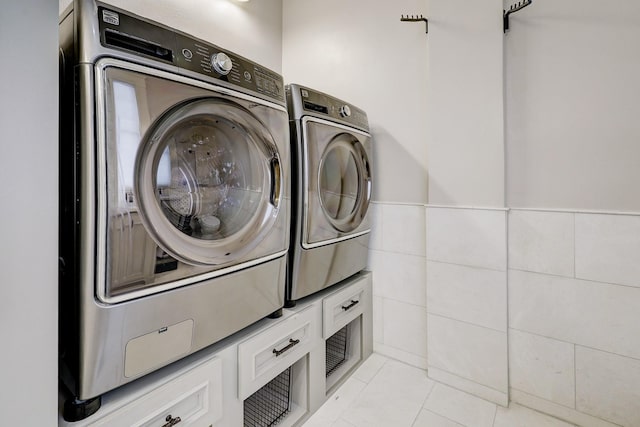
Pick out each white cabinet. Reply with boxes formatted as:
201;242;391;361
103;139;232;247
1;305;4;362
238;305;318;400
60;355;223;427
59;272;373;427
322;272;373;394
239;303;322;427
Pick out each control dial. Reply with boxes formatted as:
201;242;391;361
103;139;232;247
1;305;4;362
211;52;233;75
339;105;351;118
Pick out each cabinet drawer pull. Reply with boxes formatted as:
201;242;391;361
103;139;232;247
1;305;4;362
161;414;182;427
272;338;300;357
341;300;359;311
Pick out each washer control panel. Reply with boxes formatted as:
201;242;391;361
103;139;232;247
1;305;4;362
97;5;284;103
298;87;368;129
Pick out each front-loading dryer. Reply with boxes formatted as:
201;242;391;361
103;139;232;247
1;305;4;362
286;84;372;306
59;0;290;418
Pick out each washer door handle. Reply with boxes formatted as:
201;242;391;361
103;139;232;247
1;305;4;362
270;156;281;208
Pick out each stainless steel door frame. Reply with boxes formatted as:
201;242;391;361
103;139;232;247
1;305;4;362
92;58;289;303
300;116;372;249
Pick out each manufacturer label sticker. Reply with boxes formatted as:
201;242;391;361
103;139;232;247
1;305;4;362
102;10;120;26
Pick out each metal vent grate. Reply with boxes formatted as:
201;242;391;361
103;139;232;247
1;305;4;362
244;366;292;427
326;325;349;377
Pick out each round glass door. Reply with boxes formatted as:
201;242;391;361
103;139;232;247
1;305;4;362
318;133;371;232
134;97;282;266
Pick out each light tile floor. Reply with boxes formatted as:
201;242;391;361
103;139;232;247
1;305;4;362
302;353;576;427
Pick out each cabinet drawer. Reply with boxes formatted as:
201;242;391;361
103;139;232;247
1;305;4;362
238;305;317;400
323;276;367;338
91;356;222;427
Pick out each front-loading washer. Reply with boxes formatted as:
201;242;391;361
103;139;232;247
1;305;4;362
286;84;372;306
59;0;290;418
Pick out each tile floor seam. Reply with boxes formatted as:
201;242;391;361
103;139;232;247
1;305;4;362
422;409;466;427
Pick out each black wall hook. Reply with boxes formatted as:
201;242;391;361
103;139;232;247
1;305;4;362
401;14;429;34
504;0;532;33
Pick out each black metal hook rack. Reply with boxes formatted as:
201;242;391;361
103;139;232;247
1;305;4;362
400;14;429;34
504;0;532;33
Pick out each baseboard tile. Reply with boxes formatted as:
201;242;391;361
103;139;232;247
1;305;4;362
427;366;508;406
373;342;428;370
510;388;621;427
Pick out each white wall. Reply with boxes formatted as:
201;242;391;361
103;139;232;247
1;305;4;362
282;0;430;369
60;0;283;73
0;1;58;425
426;0;505;207
506;0;640;212
283;0;428;204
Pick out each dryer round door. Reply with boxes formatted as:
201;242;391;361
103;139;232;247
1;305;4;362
303;118;372;247
318;134;371;232
134;97;282;266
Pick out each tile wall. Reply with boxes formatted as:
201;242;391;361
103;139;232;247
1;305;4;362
367;202;428;369
371;205;640;426
508;209;640;427
425;206;509;406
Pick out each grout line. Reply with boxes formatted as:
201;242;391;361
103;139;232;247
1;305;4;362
491;403;498;427
374;294;427;310
426;258;507;273
571;213;578;279
507;268;573;281
426;204;510;211
508;327;640;363
509;267;640;291
510;206;640;217
427;312;508;335
421;409;465;427
573;343;577;410
504;215;511;410
369;247;427;258
428;365;509;395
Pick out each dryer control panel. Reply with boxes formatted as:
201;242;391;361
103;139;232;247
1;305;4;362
296;87;368;130
97;5;284;103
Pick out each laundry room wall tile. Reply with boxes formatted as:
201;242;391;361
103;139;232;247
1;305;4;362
368;202;383;251
508;210;574;277
509;389;620;427
372;295;383;345
576;346;640;427
382;299;427;360
509;329;575;408
426;207;507;271
381;204;426;256
427;314;508;393
575;213;640;288
427;261;506;332
509;269;640;359
369;250;426;307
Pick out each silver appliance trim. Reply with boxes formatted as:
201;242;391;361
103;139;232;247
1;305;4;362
98;250;287;304
93;57;287;304
95;58;287;113
301;229;371;250
300;116;371;250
